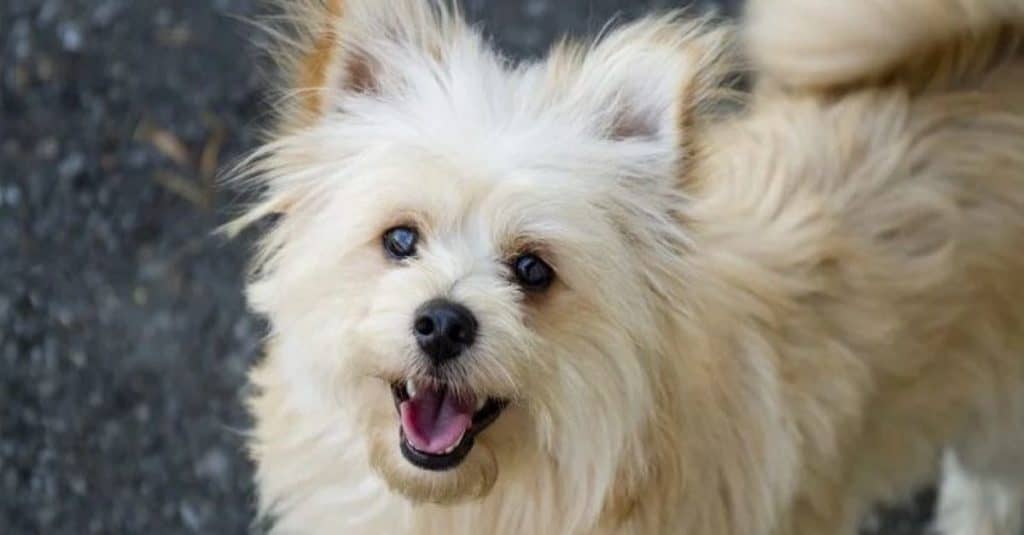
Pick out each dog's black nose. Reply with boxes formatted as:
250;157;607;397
413;299;477;364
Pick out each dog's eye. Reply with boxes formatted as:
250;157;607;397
383;226;418;259
513;254;554;291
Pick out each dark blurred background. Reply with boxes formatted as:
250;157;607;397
1;0;934;533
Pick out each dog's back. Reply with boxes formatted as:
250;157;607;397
687;2;1024;533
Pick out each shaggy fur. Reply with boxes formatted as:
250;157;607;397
233;0;1024;533
693;0;1024;533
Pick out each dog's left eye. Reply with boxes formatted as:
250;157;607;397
383;226;418;259
513;254;554;291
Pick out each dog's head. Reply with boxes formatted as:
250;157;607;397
236;0;730;507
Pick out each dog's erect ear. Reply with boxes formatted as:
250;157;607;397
279;0;458;126
285;0;345;120
559;14;734;156
226;1;463;233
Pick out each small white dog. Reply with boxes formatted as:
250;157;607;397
230;1;1024;533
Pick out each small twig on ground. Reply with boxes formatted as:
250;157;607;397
152;170;211;210
135;121;192;169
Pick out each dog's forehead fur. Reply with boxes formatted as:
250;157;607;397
316;49;673;181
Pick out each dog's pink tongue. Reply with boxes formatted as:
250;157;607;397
400;385;474;454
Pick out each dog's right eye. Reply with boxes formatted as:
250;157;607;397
512;253;554;291
383;226;418;259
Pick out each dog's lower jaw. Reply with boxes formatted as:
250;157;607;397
367;422;500;505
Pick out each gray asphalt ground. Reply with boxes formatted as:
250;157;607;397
2;1;935;533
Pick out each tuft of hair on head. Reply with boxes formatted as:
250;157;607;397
745;0;1024;93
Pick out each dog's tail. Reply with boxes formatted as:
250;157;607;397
745;0;1024;91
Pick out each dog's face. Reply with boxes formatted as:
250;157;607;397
254;152;658;504
240;1;724;505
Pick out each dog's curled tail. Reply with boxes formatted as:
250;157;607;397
745;0;1024;91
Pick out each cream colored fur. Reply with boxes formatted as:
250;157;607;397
746;0;1024;90
234;1;1024;534
715;0;1024;533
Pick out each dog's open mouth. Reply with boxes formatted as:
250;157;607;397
391;380;507;471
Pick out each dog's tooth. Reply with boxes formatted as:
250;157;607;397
475;397;486;411
406;379;417;397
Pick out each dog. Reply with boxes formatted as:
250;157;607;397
230;0;1024;533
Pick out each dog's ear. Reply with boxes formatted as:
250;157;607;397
280;0;459;127
560;14;734;157
223;0;463;231
283;0;344;122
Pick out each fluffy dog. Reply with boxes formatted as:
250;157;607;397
231;0;1024;533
